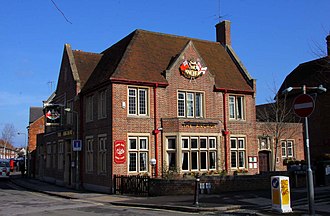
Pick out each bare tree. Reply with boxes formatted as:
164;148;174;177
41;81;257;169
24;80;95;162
1;123;16;158
257;85;301;171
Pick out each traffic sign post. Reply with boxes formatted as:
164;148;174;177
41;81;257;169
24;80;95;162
294;92;315;214
293;94;315;118
282;84;326;215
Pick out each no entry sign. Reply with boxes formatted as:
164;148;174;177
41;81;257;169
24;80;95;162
293;94;315;118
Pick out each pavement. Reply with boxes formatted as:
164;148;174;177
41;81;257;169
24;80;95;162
8;172;330;215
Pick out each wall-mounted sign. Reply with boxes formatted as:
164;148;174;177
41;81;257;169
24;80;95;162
114;140;126;164
248;156;258;168
182;121;218;129
44;104;61;126
179;60;207;79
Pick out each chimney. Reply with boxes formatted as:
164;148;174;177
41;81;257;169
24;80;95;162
326;35;330;56
216;20;231;46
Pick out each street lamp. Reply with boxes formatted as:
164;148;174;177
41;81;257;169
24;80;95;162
17;132;27;175
282;84;327;215
64;108;80;189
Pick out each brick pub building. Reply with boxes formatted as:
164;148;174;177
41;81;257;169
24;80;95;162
37;21;304;192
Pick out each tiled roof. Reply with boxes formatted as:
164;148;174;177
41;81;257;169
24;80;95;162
278;57;330;94
83;29;253;92
72;50;102;88
29;107;44;124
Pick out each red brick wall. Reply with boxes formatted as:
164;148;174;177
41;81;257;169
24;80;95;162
28;116;45;151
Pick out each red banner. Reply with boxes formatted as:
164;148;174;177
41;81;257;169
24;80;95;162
114;140;126;164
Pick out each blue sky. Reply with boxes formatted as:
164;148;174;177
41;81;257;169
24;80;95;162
1;0;329;147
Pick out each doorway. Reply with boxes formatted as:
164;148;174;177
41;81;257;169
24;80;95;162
258;151;270;172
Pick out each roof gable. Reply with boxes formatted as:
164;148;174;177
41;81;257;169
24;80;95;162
165;40;214;81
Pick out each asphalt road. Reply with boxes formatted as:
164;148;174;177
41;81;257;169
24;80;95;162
1;178;226;216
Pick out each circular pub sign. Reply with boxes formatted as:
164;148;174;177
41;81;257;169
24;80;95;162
293;94;315;118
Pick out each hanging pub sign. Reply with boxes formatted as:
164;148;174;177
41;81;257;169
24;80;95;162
44;104;61;126
114;140;126;164
179;59;207;79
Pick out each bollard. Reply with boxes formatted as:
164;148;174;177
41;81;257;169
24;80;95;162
271;176;292;213
193;173;200;207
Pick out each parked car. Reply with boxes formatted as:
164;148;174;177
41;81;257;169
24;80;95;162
0;159;10;178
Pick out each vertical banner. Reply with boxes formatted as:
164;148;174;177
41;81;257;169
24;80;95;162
114;140;126;164
44;104;61;126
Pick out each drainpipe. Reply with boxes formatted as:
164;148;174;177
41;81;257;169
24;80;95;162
222;90;229;172
152;83;159;177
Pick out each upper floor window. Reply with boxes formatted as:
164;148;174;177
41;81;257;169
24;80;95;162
128;87;148;116
229;95;245;120
66;100;73;125
281;140;294;158
178;91;204;118
86;95;94;122
98;90;107;119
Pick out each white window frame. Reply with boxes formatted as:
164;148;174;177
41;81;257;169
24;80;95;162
229;95;245;120
177;91;204;118
128;87;148;116
181;136;217;172
230;137;246;170
166;137;177;170
281;140;294;158
128;136;149;173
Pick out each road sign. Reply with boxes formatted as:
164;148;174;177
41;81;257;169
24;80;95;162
293;94;315;118
72;140;82;151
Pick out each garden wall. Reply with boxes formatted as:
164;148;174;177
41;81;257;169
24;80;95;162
149;172;288;196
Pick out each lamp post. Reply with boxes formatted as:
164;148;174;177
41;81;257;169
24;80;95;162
64;108;80;190
17;132;27;175
282;84;326;215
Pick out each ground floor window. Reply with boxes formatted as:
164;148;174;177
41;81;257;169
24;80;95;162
98;135;107;174
85;136;93;173
128;136;149;173
46;142;51;168
180;136;217;172
281;140;294;158
230;137;246;170
58;141;64;170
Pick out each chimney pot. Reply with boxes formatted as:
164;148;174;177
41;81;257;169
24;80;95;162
216;20;231;46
